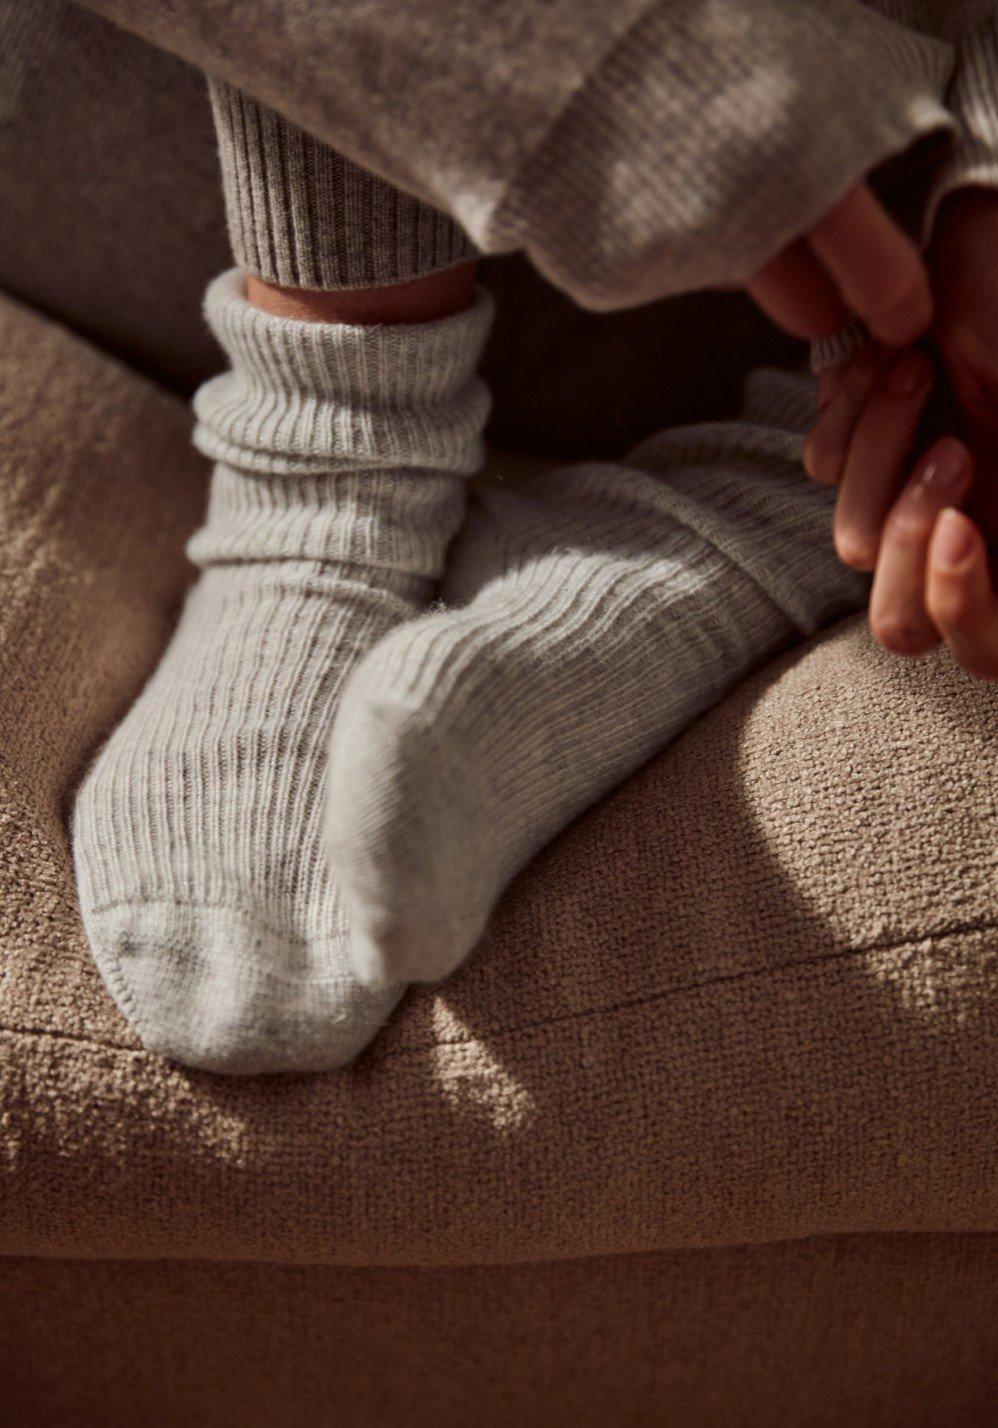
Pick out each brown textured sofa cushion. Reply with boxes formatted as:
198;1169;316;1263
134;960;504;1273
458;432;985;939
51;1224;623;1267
3;1236;997;1427
0;291;995;1267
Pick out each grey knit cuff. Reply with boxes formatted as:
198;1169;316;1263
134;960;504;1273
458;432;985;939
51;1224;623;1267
207;78;478;291
809;319;868;376
812;17;998;376
192;270;494;478
922;17;998;233
488;0;956;311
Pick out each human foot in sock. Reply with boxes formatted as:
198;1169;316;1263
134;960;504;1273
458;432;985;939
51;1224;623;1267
73;269;491;1073
327;371;869;988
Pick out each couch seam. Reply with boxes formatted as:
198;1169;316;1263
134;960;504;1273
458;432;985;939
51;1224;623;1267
1;916;994;1061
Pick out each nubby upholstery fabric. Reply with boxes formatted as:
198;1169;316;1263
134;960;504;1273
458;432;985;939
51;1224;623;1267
0;294;994;1256
0;287;994;1423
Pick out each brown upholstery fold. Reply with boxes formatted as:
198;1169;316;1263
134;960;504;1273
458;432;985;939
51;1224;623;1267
4;1236;996;1426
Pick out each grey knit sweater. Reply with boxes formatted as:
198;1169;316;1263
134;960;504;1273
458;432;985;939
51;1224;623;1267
76;0;998;308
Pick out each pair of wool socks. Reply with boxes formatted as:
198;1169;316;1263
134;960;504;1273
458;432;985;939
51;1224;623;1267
73;276;866;1073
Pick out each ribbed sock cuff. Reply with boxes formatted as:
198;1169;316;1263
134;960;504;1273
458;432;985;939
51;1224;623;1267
208;78;478;291
193;270;494;476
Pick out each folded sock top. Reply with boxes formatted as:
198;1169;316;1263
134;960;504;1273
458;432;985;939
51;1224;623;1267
193;270;494;477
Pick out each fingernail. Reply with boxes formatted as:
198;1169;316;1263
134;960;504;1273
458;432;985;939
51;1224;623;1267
918;438;969;492
933;508;975;569
885;348;931;396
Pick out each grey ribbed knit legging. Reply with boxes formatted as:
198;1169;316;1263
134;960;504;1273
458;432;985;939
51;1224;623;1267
208;79;477;291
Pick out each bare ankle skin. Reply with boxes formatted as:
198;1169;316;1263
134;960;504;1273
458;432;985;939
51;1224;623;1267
245;261;479;325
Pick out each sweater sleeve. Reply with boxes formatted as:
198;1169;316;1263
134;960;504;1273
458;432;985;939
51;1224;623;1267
925;17;998;225
77;0;956;310
811;3;998;374
858;3;998;233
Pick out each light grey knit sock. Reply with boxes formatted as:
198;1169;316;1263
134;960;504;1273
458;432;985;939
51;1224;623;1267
327;370;869;987
73;270;492;1073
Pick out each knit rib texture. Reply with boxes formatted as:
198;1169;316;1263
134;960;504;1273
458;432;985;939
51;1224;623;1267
208;77;477;290
811;13;998;375
75;1;998;311
922;14;998;226
72;271;493;1073
326;368;870;987
487;0;958;308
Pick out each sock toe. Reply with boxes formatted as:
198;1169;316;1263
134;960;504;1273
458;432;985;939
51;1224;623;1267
327;674;497;987
82;901;403;1074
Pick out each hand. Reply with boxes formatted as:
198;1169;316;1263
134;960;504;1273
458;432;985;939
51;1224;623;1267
808;355;998;676
868;431;998;676
747;181;933;344
869;436;998;680
803;351;998;679
804;188;998;531
928;187;998;539
799;186;998;679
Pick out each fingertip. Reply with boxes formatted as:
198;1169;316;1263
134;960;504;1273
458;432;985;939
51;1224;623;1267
833;502;879;568
926;508;992;640
869;614;938;658
834;527;878;572
929;506;980;574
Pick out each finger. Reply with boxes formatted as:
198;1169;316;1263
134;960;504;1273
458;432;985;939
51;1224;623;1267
803;342;889;484
818;372;835;410
747;240;850;340
834;347;935;570
818;367;846;411
926;508;998;681
808;183;933;347
869;437;974;657
961;408;998;537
